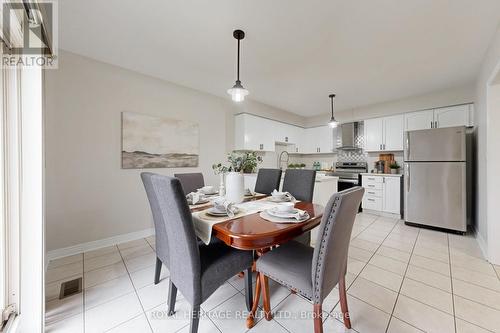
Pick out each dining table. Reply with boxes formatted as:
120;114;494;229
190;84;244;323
189;194;324;328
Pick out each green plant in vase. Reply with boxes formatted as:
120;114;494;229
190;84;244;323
389;161;400;174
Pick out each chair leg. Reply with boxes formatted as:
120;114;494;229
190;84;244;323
338;275;351;329
260;274;273;321
244;267;253;311
189;305;201;333
167;280;177;316
313;304;324;333
154;257;162;285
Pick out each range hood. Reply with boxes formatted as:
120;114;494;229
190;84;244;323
337;122;363;150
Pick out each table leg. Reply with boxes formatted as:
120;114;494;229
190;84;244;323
246;272;261;329
260;274;273;321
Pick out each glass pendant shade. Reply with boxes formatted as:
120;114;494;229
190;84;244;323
227;80;249;102
328;117;339;128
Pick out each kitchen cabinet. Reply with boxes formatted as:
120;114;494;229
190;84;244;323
362;174;402;216
434;104;472;128
364;115;404;152
403;104;473;131
383;176;401;214
404;110;434;131
234;113;275;151
303;126;334;154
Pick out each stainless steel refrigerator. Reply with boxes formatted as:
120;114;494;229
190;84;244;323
404;126;471;233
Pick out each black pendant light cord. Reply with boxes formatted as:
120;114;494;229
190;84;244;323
237;38;240;82
329;94;336;118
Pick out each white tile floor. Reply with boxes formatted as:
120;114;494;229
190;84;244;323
45;213;500;333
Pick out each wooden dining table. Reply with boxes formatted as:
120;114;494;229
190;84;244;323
190;197;324;328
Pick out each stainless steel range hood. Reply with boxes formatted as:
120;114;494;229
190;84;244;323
337;122;363;150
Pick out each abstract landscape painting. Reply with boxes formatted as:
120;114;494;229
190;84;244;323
121;112;199;169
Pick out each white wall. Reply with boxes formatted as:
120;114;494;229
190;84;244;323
45;51;303;252
475;25;500;263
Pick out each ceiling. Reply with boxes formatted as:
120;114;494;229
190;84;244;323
59;0;500;116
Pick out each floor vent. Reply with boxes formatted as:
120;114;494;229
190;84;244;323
59;277;82;300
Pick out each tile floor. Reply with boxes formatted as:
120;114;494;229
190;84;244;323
45;213;500;333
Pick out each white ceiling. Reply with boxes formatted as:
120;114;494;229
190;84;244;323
59;0;500;116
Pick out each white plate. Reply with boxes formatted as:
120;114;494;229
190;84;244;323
206;207;239;217
267;207;300;219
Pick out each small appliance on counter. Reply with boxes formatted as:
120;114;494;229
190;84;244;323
373;153;394;174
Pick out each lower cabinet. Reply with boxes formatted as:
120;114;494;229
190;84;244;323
362;175;402;216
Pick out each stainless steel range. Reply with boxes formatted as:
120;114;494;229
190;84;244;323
328;162;368;191
328;162;368;212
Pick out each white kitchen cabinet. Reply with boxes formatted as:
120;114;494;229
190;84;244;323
403;104;473;131
302;126;334;154
384;115;404;151
234;114;275;151
364;118;384;151
404;110;434;131
364;115;404;152
434;104;472;128
383;176;401;214
362;175;401;216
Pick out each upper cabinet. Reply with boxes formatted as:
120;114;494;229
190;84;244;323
404;110;434;131
302;126;335;154
404;104;473;131
234;114;276;151
434;104;473;128
364;115;404;152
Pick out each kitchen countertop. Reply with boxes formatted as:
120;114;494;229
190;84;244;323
243;172;339;183
361;173;403;177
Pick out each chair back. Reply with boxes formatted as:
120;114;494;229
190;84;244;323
311;187;364;304
174;172;205;195
254;168;282;194
141;172;171;267
282;169;316;202
141;173;201;303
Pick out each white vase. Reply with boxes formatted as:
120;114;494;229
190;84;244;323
225;172;244;203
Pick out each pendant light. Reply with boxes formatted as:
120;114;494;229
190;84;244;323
328;94;339;128
227;30;249;102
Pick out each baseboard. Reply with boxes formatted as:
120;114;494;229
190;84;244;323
361;209;401;219
46;228;155;262
473;226;489;262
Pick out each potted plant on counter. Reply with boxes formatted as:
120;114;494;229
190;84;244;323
389;161;400;174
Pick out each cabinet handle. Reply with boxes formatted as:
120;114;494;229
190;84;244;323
259;144;263;150
285;137;288;142
368;184;375;188
296;147;298;152
379;144;382;150
368;191;375;195
435;121;438;128
318;147;321;152
368;177;375;180
367;198;375;202
430;121;433;128
383;144;386;150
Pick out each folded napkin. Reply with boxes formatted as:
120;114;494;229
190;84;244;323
186;192;204;205
213;198;238;217
288;209;308;221
271;189;296;202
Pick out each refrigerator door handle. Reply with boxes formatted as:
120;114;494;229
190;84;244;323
405;132;410;160
406;163;410;192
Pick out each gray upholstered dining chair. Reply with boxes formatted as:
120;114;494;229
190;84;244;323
282;169;316;245
254;187;364;333
254;168;282;194
174;172;205;195
141;173;254;333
